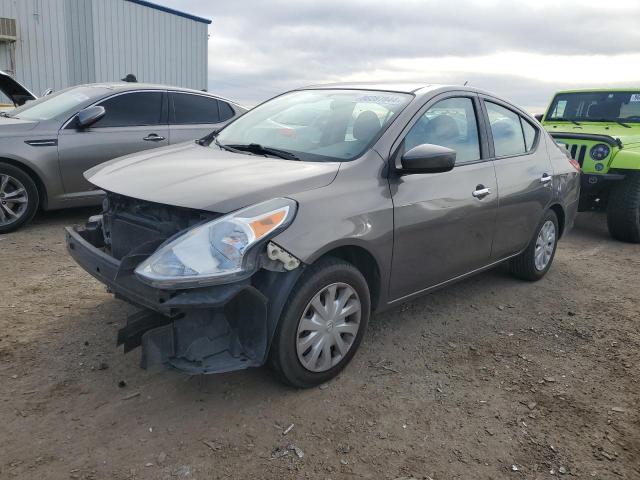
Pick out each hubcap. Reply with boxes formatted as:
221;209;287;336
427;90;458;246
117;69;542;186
534;220;556;271
0;174;28;227
296;282;361;373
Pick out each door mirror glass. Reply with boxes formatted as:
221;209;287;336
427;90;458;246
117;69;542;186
77;105;106;129
400;143;456;174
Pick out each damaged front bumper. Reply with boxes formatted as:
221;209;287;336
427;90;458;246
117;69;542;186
65;224;301;375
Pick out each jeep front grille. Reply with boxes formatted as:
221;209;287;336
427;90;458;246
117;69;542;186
564;143;587;166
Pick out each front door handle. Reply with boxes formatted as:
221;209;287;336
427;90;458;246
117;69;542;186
143;133;166;142
472;186;492;199
540;173;552;184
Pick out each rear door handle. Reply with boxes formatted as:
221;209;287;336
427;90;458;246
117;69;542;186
143;134;166;142
540;173;552;184
472;186;492;199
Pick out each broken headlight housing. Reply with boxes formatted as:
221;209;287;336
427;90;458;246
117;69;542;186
135;198;297;289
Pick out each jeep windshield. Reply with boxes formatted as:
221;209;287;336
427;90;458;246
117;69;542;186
546;91;640;124
215;89;412;162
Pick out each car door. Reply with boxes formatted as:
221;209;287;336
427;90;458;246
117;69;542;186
480;97;553;259
168;92;236;144
389;93;498;300
57;90;169;195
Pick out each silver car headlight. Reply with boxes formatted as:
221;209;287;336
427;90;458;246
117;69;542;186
134;198;297;289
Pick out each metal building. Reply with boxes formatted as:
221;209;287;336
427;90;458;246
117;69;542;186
0;0;210;96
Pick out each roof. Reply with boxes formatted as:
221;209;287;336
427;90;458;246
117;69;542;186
73;82;245;108
554;88;640;94
125;0;212;24
302;82;434;93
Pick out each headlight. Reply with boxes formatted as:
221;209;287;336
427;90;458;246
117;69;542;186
590;143;610;161
135;198;297;288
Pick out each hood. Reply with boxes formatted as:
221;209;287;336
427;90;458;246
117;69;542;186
544;121;640;147
0;71;36;106
85;142;341;213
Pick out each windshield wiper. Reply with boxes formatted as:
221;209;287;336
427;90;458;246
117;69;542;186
0;112;12;118
587;118;631;128
553;117;581;126
225;143;300;160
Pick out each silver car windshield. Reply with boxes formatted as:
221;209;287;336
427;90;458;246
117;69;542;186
216;89;412;161
8;86;109;121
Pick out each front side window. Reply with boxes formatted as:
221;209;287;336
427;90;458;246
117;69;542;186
216;89;412;162
404;97;481;165
486;102;526;157
172;93;221;124
93;92;164;128
546;91;640;123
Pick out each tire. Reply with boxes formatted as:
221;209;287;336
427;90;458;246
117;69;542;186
0;162;39;234
269;257;371;388
606;173;640;243
509;210;559;281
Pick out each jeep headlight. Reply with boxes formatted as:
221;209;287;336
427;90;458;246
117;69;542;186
590;143;610;161
135;198;297;288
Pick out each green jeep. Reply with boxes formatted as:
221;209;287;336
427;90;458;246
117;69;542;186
538;89;640;242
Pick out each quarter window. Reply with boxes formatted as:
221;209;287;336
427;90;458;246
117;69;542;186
521;118;538;151
486;102;527;157
404;97;481;165
172;93;222;124
218;101;235;122
94;92;164;128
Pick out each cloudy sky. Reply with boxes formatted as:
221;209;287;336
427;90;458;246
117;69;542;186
162;0;640;113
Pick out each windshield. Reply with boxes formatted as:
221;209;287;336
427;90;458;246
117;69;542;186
546;91;640;123
7;86;108;121
215;89;412;161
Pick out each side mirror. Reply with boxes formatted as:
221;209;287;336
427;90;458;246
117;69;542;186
77;105;106;129
41;88;53;97
534;114;544;122
400;144;456;174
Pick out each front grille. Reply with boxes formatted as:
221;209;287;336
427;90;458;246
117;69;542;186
102;192;220;260
564;143;587;166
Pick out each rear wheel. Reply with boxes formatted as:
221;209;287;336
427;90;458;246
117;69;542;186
607;173;640;243
510;210;559;281
269;257;370;388
0;162;39;234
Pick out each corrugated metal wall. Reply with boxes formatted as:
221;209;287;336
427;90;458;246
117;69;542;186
0;0;208;95
92;0;208;89
0;0;70;95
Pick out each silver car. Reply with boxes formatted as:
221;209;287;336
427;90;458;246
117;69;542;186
0;82;246;233
66;83;580;387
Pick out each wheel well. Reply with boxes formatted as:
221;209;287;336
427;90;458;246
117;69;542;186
0;157;47;209
549;203;565;238
319;245;381;311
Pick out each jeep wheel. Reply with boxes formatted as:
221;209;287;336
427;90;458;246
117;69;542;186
0;162;39;234
607;173;640;243
509;210;559;281
269;257;370;388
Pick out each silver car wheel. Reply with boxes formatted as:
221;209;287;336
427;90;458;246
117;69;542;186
534;220;556;271
0;174;29;227
296;282;362;373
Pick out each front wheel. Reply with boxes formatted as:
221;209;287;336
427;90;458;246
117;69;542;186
510;210;559;281
0;162;39;234
607;173;640;243
269;257;371;388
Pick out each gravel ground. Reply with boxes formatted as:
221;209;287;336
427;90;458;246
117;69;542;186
0;208;638;480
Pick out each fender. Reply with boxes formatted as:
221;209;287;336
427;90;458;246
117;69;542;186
610;148;640;170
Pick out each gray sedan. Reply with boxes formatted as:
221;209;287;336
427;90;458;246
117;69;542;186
66;83;580;387
0;82;246;233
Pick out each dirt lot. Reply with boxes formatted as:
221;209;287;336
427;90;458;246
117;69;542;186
1;208;638;480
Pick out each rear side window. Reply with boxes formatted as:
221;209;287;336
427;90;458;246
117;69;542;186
404;97;481;165
94;92;163;127
218;101;235;122
172;93;221;124
486;102;526;157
